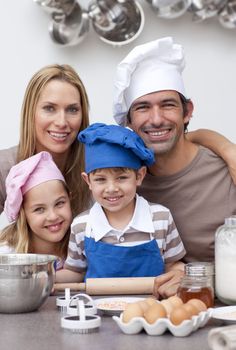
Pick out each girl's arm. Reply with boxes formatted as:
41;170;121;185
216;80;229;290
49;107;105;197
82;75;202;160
55;268;85;283
187;129;236;184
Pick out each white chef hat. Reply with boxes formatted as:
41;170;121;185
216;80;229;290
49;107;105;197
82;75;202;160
113;37;187;126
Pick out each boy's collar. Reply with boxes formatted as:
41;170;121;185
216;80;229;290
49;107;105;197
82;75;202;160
89;194;154;242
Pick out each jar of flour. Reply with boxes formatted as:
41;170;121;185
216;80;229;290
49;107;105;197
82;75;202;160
215;216;236;304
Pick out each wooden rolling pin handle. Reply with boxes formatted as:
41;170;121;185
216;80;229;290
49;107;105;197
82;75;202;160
86;277;155;295
53;277;155;295
53;282;86;292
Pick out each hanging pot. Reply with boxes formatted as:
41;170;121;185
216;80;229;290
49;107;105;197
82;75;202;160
218;0;236;28
189;0;227;21
49;2;89;46
34;0;76;16
146;0;191;19
88;0;145;46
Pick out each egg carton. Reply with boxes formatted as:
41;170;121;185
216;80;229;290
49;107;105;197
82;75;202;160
113;308;213;337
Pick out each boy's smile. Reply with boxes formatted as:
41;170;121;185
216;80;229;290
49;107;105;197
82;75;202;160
82;167;146;227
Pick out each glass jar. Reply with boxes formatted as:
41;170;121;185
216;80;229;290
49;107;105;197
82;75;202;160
177;262;214;308
215;216;236;305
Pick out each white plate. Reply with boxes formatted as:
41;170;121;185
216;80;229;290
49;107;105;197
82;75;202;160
211;306;236;324
94;297;145;316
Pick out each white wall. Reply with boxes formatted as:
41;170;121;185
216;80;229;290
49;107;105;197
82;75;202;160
0;0;236;226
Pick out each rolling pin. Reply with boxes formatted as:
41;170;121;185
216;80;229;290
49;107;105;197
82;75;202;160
54;277;155;295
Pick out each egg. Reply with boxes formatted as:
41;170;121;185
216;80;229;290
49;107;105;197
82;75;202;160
144;302;167;324
168;295;184;309
169;305;191;325
145;297;157;307
160;299;174;316
187;299;207;312
137;300;150;313
122;302;143;323
182;302;199;317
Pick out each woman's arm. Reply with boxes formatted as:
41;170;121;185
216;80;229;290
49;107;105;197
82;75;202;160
187;129;236;184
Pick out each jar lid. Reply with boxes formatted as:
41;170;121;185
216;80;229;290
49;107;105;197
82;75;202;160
185;262;214;276
225;216;236;226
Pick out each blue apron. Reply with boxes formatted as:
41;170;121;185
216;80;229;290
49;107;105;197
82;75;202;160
84;236;164;280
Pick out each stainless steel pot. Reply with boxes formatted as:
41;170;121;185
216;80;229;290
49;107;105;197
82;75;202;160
49;2;89;46
0;254;56;313
146;0;191;19
218;0;236;28
88;0;144;46
189;0;227;21
34;0;76;16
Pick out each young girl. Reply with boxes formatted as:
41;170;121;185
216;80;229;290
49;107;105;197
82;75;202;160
0;151;72;270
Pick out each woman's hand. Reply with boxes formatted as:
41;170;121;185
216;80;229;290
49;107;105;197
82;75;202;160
220;143;236;185
187;129;236;185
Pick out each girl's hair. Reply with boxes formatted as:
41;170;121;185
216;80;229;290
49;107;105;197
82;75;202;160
0;209;29;253
0;182;70;258
17;64;91;217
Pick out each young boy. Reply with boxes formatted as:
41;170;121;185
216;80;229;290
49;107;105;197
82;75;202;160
56;123;185;295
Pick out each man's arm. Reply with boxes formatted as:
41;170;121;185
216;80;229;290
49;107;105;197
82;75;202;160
153;261;185;299
187;129;236;184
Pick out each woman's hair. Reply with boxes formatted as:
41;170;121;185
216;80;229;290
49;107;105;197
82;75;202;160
0;182;70;258
17;64;91;217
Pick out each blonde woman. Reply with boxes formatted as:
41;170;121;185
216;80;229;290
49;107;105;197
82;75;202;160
0;64;90;218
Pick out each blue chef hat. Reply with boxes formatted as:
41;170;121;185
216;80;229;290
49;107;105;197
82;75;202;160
78;123;155;173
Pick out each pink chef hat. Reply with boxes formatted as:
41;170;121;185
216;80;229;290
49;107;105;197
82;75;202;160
4;151;65;223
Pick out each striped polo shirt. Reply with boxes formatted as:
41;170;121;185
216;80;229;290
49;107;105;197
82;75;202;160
64;194;186;273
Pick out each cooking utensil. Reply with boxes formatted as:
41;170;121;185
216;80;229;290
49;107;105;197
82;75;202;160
66;293;97;316
208;324;236;350
218;0;236;28
61;298;101;334
88;0;145;46
54;276;155;295
56;287;72;311
189;0;227;21
146;0;191;19
34;0;76;16
49;2;89;46
0;253;56;313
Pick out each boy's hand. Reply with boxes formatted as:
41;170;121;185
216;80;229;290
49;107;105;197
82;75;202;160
153;270;184;299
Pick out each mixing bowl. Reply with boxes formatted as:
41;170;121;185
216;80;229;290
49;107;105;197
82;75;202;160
0;254;56;313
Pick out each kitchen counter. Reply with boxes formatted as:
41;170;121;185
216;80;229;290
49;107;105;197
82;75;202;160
0;296;224;350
